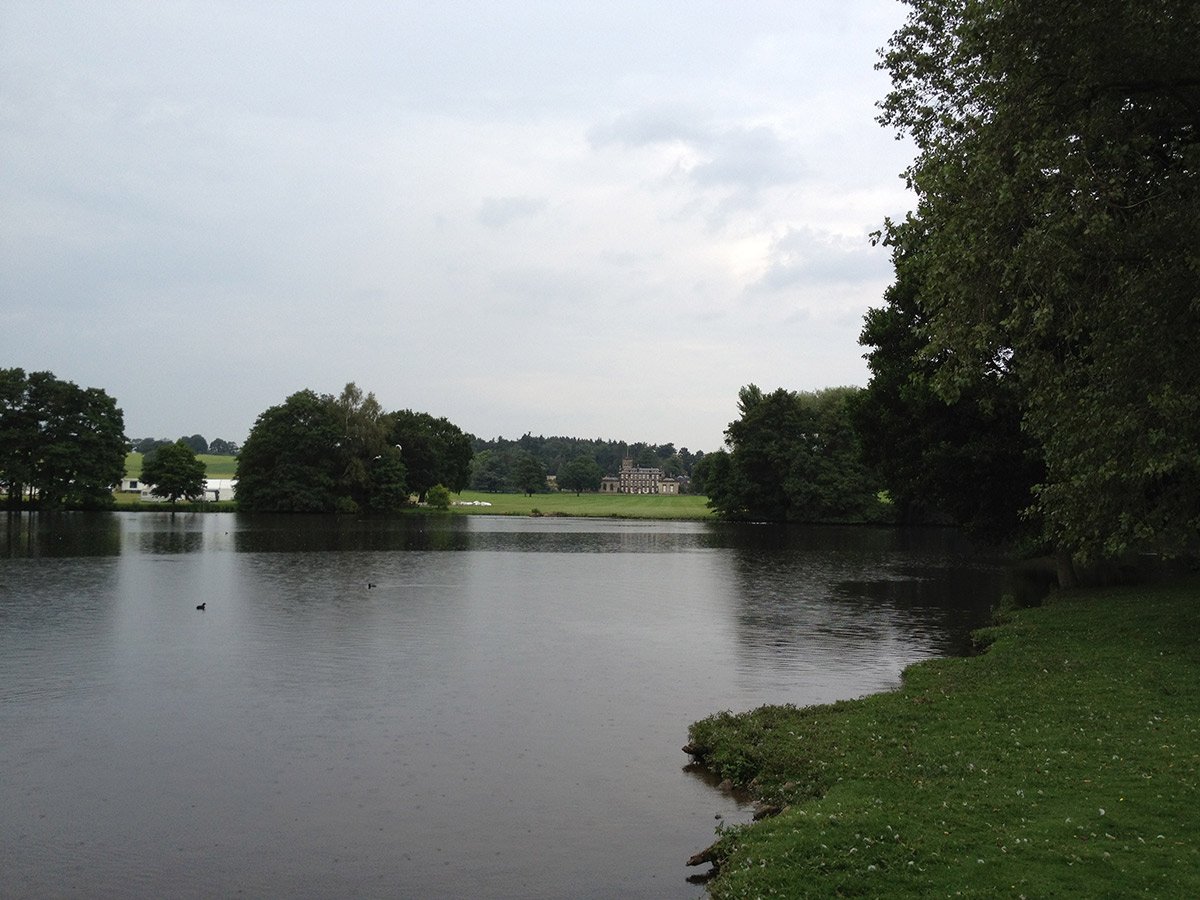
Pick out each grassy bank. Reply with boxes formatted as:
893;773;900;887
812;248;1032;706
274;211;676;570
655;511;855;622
111;494;237;511
447;490;714;519
686;580;1200;898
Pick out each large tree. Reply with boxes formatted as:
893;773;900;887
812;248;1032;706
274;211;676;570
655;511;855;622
389;410;473;501
235;389;346;512
513;451;547;496
0;369;126;508
468;449;509;492
142;440;207;505
331;382;407;512
853;231;1044;544
706;385;883;523
557;456;602;495
237;384;484;513
237;385;411;513
179;434;209;454
878;0;1200;568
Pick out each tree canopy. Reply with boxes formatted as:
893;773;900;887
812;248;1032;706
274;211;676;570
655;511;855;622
179;434;209;454
236;384;474;513
470;433;705;491
0;368;127;509
133;435;239;455
513;452;548;496
142;440;207;505
235;389;347;512
705;385;884;523
557;456;603;495
853;233;1044;543
877;0;1200;564
389;409;473;501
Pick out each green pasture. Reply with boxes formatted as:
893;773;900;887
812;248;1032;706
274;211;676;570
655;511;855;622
447;490;713;519
125;452;238;479
114;460;712;519
686;579;1200;898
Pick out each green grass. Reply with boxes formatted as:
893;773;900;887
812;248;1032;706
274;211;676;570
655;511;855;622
686;580;1200;898
124;452;237;479
446;490;714;519
113;468;713;520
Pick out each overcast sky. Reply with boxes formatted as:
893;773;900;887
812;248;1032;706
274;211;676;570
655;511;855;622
2;1;915;452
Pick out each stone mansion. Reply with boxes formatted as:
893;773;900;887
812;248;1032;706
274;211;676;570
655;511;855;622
599;457;680;495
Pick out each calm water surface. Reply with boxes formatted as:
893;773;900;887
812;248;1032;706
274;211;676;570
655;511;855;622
1;512;1009;898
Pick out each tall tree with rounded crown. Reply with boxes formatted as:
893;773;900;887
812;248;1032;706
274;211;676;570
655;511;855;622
878;0;1200;572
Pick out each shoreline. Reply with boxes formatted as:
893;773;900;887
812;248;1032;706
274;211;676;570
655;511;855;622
682;578;1200;897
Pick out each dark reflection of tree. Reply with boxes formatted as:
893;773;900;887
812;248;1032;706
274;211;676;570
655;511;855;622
122;511;211;555
138;528;206;554
229;517;739;555
724;525;1014;673
231;513;476;553
2;510;122;558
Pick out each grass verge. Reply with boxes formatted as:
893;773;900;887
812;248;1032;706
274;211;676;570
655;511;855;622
685;579;1200;898
111;495;238;512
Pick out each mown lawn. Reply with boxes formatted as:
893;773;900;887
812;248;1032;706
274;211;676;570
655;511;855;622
447;490;713;519
686;579;1200;898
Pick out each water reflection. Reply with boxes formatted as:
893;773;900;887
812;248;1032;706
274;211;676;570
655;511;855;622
2;510;123;557
721;524;1007;702
0;513;1013;899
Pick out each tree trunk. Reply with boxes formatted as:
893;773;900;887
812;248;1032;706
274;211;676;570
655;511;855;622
1055;550;1079;589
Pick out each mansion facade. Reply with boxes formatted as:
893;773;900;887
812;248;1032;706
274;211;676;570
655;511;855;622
599;457;680;495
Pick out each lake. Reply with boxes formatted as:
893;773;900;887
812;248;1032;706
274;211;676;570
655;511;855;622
1;512;1011;898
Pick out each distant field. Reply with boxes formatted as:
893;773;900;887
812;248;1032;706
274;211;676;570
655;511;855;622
447;490;713;519
124;452;238;478
117;459;711;518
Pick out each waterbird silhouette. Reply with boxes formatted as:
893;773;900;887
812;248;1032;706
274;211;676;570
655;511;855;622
196;602;206;611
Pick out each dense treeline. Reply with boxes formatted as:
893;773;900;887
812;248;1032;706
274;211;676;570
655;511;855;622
850;251;1044;544
469;434;705;494
131;435;240;455
708;0;1200;579
701;385;888;523
702;0;1200;573
0;368;127;509
235;383;473;513
862;0;1200;579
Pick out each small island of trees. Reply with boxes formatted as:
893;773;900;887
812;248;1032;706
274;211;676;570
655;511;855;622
0;368;127;509
234;383;472;513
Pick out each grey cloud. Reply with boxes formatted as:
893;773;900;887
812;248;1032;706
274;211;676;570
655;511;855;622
587;106;712;148
755;226;888;290
477;195;548;229
690;125;805;191
591;107;805;198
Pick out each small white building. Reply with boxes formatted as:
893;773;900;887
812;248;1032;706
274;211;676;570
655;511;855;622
122;478;237;502
203;479;236;502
